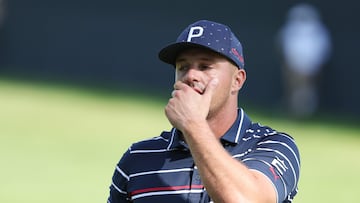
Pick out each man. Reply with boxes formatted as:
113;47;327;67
277;3;332;118
108;20;300;203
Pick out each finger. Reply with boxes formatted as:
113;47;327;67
173;81;187;90
203;78;219;98
171;90;176;97
192;81;205;94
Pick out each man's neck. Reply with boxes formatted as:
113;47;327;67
207;107;238;139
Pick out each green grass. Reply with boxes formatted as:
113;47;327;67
0;79;359;202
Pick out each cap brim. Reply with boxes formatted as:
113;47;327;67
158;42;214;67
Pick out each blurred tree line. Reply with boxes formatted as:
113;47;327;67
0;0;359;119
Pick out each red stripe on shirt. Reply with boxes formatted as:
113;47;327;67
130;184;204;196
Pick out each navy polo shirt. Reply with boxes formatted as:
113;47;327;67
108;108;300;203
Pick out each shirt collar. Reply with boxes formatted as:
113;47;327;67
220;108;252;144
166;108;252;150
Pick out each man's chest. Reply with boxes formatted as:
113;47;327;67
127;152;209;202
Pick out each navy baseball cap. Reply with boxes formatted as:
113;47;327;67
158;20;245;69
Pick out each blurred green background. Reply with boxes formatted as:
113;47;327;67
1;0;360;117
1;79;359;202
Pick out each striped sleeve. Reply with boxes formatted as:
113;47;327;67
107;149;132;203
242;133;300;203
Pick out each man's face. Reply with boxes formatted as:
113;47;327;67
174;48;244;117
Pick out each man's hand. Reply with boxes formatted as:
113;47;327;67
165;78;218;132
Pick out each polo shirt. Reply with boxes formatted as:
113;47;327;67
108;108;300;203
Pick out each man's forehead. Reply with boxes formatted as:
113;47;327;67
176;48;225;63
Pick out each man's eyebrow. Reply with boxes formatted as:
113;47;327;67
175;58;186;63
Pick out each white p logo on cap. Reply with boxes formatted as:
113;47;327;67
187;26;204;42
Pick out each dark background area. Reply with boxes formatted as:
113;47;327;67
0;0;359;119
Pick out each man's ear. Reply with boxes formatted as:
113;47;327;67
232;68;246;92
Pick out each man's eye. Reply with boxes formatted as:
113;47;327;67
177;65;189;71
200;65;210;70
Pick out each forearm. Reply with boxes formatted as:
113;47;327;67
183;122;276;203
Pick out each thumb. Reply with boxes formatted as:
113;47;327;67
203;78;218;98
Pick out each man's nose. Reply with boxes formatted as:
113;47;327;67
183;67;201;83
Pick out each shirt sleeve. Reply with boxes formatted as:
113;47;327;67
107;149;132;203
241;133;300;203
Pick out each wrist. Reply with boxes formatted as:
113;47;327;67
182;120;214;141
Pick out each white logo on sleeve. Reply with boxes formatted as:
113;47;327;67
187;26;204;42
271;156;288;175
